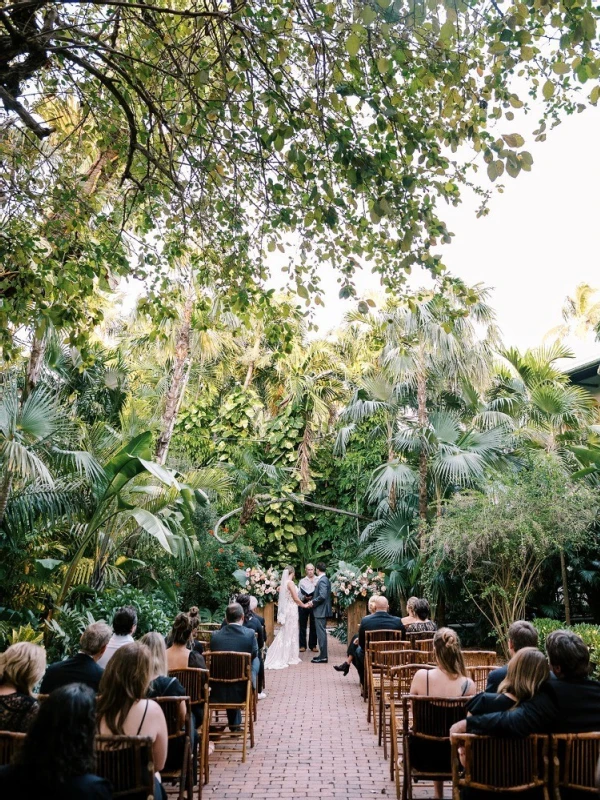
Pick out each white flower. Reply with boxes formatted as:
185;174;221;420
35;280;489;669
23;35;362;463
344;589;350;595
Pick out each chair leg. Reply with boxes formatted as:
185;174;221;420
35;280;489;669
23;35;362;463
242;706;249;763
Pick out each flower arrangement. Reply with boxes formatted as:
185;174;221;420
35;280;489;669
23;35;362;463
331;562;386;610
235;565;280;601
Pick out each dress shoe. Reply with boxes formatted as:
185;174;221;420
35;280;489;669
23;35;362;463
299;647;306;652
311;657;328;663
334;662;350;676
310;647;319;652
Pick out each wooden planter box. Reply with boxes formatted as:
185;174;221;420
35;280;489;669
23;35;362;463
262;600;275;645
347;598;368;641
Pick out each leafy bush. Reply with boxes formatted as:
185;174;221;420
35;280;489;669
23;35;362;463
84;586;177;638
533;618;600;679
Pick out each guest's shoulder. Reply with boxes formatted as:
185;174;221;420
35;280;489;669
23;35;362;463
467;691;514;715
70;773;113;799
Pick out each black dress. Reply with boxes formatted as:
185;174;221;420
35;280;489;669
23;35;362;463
0;693;39;732
0;765;112;799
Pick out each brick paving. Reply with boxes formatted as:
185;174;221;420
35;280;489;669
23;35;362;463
202;634;435;800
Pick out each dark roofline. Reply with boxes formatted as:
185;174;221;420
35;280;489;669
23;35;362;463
564;357;600;383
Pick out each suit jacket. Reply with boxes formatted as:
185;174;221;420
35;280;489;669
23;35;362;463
311;574;332;618
40;652;104;694
220;615;264;649
485;664;508;693
467;676;600;736
358;611;405;651
210;624;258;704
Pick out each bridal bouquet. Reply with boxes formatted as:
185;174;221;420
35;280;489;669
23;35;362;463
332;562;386;609
233;565;280;601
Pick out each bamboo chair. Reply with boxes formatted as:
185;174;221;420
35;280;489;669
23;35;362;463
168;667;210;785
461;650;497;667
197;623;221;630
367;641;416;727
451;734;550;800
400;695;469;800
552;732;600;796
387;664;435;776
467;665;495;693
363;629;405;702
154;696;193;800
405;631;435;650
33;693;49;704
370;647;430;735
205;651;254;763
95;734;155;799
414;638;434;657
0;730;25;766
194;629;213;648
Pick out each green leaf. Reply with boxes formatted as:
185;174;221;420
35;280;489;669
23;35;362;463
346;34;361;57
362;6;377;25
130;508;174;554
502;133;525;148
542;80;555;100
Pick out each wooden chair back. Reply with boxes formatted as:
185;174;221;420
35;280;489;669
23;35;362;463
468;665;495;693
33;693;49;704
204;651;253;763
389;664;434;700
194;629;213;646
205;651;250;683
154;696;192;800
552;732;600;794
197;623;220;630
414;638;434;655
405;630;435;648
0;731;25;766
461;650;497;667
168;667;209;714
452;734;550;798
364;629;404;651
95;735;155;799
404;695;469;742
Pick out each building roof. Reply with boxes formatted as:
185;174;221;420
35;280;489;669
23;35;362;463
564;357;600;390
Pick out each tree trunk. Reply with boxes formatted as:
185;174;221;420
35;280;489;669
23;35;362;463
0;471;13;529
560;549;571;625
243;361;254;390
435;591;446;627
155;295;193;465
24;330;46;399
417;369;428;521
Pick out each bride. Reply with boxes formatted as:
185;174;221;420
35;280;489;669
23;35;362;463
265;566;308;670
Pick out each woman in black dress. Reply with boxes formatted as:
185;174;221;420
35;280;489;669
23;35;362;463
0;642;46;732
0;682;111;799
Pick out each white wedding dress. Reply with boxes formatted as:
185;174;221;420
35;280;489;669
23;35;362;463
265;574;301;670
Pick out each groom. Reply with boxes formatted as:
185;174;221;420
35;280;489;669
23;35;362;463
307;562;332;664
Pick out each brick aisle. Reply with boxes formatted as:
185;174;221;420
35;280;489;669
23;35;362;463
203;634;434;800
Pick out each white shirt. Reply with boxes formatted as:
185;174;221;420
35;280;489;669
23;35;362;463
96;633;134;669
299;575;317;599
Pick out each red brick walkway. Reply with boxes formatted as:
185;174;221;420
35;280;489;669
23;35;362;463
204;635;395;799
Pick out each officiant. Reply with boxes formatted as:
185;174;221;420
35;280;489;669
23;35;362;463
298;563;318;652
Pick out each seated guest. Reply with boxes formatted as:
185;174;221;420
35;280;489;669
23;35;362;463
0;642;46;732
97;605;137;669
97;641;168;800
404;598;437;634
235;593;266;698
410;627;476;800
453;630;600;738
402;596;420;626
334;596;378;677
467;647;550;716
342;596;404;687
249;595;268;698
486;620;539;693
166;612;206;670
41;621;112;693
249;596;267;645
0;683;111;799
210;603;259;730
187;606;205;655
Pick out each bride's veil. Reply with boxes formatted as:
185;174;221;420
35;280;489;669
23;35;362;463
277;568;290;624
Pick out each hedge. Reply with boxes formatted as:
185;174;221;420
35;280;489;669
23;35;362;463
532;618;600;680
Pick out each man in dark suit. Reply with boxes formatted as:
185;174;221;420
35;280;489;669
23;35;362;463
451;630;600;738
351;596;405;686
486;620;539;692
308;562;332;663
210;603;259;729
40;621;112;693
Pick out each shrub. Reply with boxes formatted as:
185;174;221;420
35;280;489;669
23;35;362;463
84;586;176;638
532;618;600;679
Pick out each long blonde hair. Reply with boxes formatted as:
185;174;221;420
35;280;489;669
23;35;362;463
498;647;549;705
433;627;466;678
0;642;46;695
140;631;168;679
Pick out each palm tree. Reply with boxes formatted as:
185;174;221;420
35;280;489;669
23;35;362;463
545;283;600;343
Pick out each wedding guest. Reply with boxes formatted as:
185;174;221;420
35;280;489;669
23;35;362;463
0;642;46;732
402;596;420;626
298;563;318;652
97;605;137;669
404;598;437;634
41;621;111;694
467;647;550;716
249;596;267;643
346;596;404;686
485;620;539;692
166;612;206;670
187;606;205;656
235;593;266;699
0;683;111;799
452;630;600;738
97;641;168;800
210;603;259;730
410;627;475;800
334;596;378;676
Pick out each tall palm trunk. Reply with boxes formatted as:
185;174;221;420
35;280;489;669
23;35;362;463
243;361;255;389
416;364;428;522
155;295;193;464
560;549;572;625
24;331;46;400
0;471;13;528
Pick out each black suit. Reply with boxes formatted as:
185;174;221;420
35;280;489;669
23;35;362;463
485;664;508;693
210;624;259;727
351;611;405;685
467;676;600;736
40;652;104;694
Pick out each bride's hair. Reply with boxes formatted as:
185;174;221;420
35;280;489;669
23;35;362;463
284;565;295;579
